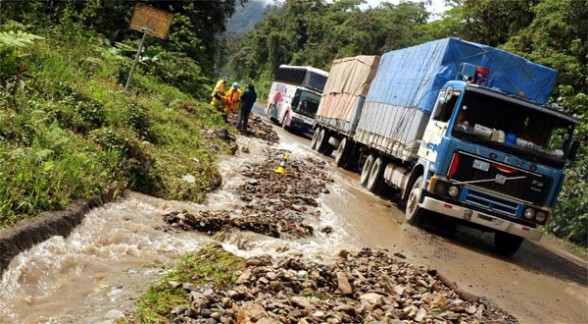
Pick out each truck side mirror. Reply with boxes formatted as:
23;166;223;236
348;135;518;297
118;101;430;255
568;140;580;161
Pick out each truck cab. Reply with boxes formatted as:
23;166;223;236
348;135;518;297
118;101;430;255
412;78;579;254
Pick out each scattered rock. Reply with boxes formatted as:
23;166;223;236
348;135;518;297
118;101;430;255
103;309;125;321
166;247;517;324
336;272;353;295
161;148;332;240
182;174;196;184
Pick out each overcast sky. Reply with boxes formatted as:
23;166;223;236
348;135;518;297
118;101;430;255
363;0;450;16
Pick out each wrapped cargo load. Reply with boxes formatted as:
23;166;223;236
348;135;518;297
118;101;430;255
355;37;557;162
316;55;380;135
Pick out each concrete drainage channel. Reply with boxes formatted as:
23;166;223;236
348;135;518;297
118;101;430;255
0;186;119;273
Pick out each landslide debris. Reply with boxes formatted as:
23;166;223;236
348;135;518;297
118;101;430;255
162;149;332;239
228;114;280;143
165;246;517;324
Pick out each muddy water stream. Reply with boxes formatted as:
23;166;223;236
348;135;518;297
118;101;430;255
0;136;352;323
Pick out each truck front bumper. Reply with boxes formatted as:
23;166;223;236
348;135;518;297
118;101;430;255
420;196;543;241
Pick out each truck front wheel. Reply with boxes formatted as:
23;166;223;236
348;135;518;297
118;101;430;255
494;232;524;256
405;176;425;225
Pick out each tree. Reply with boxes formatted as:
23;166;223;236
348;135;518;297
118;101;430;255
442;0;537;46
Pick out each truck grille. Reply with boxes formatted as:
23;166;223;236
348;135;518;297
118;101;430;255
464;189;520;216
449;152;551;205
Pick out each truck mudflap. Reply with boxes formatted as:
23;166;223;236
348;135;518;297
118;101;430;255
420;196;543;241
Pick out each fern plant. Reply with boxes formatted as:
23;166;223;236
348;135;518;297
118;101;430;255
0;31;43;102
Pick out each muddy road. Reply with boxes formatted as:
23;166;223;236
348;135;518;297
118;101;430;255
0;107;586;323
264;110;588;324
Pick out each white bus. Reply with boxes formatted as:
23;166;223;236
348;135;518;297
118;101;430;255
266;65;329;135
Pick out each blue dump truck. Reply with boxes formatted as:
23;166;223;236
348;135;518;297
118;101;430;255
312;38;580;255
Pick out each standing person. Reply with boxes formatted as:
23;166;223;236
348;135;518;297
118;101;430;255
224;82;242;121
210;77;227;108
236;84;258;133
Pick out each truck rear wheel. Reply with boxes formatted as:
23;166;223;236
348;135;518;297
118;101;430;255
494;232;524;256
334;137;349;167
366;157;385;192
317;129;333;156
311;127;321;151
360;154;375;187
405;176;425;225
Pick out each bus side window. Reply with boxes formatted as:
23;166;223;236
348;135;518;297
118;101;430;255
292;90;301;109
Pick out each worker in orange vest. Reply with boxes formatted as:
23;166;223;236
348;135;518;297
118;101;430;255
223;82;242;121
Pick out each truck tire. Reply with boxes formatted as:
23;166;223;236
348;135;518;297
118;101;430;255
405;175;425;225
334;137;349;167
494;232;524;256
360;154;375;187
366;157;385;192
317;129;333;156
311;127;321;151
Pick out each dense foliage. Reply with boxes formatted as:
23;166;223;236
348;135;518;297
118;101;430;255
0;14;232;227
224;0;587;246
0;0;241;75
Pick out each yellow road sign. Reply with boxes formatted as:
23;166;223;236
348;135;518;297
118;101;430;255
130;3;173;39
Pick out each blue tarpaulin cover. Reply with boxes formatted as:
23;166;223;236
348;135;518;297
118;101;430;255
366;38;557;112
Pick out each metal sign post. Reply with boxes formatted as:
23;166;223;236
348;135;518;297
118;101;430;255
125;29;149;91
125;3;173;91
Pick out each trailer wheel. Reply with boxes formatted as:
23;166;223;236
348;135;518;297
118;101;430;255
405;175;425;225
360;154;375;187
366;157;385;192
334;137;349;167
494;232;524;256
311;128;321;151
317;129;333;156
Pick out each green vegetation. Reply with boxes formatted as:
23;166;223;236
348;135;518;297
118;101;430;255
134;245;246;323
0;19;229;228
0;0;585;246
224;0;587;247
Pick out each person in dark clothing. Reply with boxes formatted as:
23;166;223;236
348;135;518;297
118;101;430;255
236;84;257;133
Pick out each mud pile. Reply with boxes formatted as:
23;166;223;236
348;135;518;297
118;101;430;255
162;149;332;239
168;247;516;324
162;209;313;239
228;114;279;143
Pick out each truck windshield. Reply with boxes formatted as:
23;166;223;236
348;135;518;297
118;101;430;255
292;90;320;118
451;91;575;168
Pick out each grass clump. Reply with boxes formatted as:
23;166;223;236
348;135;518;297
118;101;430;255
0;23;229;228
134;245;245;323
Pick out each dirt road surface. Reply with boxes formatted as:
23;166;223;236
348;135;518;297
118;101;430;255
253;105;588;324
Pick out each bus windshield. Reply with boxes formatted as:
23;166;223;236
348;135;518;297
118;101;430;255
275;66;328;92
292;90;321;118
451;90;576;168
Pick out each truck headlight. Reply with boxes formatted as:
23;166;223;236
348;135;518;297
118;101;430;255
448;186;459;197
524;208;535;219
536;211;547;223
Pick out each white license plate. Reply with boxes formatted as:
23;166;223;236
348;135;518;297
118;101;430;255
473;159;490;172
